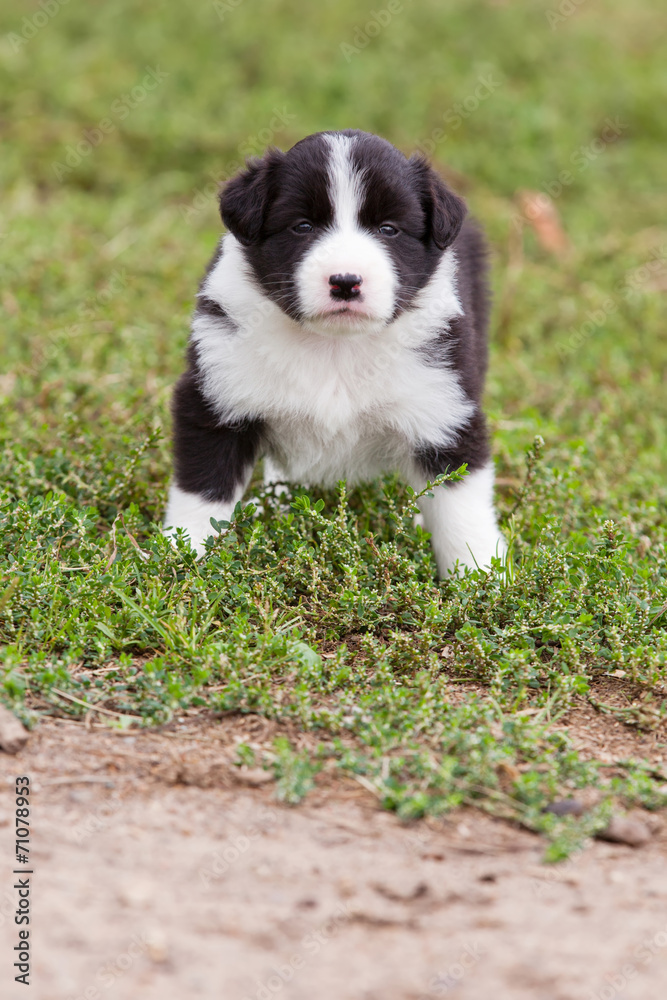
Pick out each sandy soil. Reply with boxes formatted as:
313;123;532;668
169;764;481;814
1;708;667;1000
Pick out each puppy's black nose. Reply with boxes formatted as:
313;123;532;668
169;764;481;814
329;273;363;301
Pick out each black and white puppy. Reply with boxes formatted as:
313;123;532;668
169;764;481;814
164;129;505;575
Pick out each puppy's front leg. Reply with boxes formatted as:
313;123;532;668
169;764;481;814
411;420;506;576
163;370;263;557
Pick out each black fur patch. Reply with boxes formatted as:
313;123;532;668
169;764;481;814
219;137;333;320
417;219;491;404
414;408;490;480
349;131;466;311
172;358;264;502
412;219;491;481
196;295;232;322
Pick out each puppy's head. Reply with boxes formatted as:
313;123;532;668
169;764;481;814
219;130;466;336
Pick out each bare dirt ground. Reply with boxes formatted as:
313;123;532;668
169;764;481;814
2;708;667;1000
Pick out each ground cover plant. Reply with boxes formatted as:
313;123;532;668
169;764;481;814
1;0;666;858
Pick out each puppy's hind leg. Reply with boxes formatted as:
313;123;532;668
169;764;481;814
415;463;506;577
410;417;506;577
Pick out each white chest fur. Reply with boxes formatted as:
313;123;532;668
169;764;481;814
193;237;474;484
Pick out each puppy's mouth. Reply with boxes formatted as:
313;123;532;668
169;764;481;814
322;306;372;319
313;300;379;323
303;307;388;337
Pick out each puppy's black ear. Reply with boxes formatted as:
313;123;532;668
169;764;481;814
219;149;283;245
410;155;467;250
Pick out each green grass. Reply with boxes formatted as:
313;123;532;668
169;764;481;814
1;0;666;858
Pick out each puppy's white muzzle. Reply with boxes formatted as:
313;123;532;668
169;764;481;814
296;228;397;334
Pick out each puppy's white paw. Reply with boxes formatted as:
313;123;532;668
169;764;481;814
163;484;234;559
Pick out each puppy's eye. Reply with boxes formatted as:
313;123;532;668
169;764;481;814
293;221;314;234
378;224;399;237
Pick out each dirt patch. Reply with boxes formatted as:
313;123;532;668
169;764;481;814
1;714;667;1000
556;680;667;765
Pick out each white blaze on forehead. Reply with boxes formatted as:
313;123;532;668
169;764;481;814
293;132;397;331
324;133;365;231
